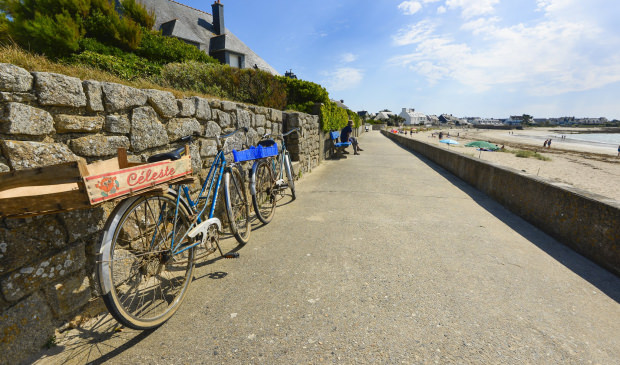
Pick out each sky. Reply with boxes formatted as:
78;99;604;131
182;0;620;120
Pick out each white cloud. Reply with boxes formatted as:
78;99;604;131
437;6;446;14
398;1;422;15
460;17;500;35
393;20;436;46
390;1;620;95
323;68;364;91
340;53;358;63
445;0;500;18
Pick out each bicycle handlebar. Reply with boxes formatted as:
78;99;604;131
261;128;299;140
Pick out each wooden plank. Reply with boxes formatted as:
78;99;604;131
86;157;120;176
83;155;192;204
0;183;80;199
0;189;91;218
117;148;128;169
0;161;83;191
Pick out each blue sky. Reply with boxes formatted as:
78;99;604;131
183;0;620;120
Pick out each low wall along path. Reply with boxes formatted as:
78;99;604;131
383;130;620;276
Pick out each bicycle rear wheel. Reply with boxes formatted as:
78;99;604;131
224;166;251;245
284;151;296;201
97;190;194;330
252;159;276;224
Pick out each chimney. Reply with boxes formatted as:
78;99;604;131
212;1;225;35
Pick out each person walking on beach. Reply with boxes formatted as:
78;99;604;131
543;139;548;148
548;139;552;148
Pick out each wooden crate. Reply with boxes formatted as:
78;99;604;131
0;148;193;218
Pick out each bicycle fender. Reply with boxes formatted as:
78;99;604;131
249;161;260;196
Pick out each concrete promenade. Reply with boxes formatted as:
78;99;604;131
33;131;620;364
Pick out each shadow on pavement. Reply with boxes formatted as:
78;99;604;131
393;142;620;304
31;314;153;364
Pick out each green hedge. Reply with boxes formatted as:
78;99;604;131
70;50;161;80
278;76;329;114
160;61;287;110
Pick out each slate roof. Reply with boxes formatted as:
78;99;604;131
137;0;278;74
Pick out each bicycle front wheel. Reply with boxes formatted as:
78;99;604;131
224;166;251;245
252;159;276;224
284;151;296;201
97;191;194;330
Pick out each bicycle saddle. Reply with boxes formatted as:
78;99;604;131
147;146;186;163
147;136;193;163
258;139;276;147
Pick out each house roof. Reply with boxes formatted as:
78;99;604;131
138;0;279;74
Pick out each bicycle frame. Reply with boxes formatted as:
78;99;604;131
151;130;247;257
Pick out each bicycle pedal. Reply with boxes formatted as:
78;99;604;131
223;252;239;259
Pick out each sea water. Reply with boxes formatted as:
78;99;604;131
561;133;620;147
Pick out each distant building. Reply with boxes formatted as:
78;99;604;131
504;116;524;126
357;111;371;120
426;115;439;125
438;114;463;125
375;111;395;120
138;0;278;74
398;108;427;125
331;99;349;109
284;69;297;79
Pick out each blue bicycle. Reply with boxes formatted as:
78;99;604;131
249;128;298;224
96;128;251;330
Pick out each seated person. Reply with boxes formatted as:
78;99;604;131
341;120;364;155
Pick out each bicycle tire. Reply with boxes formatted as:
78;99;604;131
252;159;276;224
224;166;251;245
97;190;194;330
284;151;296;201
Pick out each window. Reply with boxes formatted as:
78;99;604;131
229;54;240;68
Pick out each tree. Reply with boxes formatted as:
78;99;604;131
386;114;405;126
0;11;10;44
522;114;533;126
0;0;150;58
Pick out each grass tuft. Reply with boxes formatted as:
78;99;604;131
0;44;188;98
513;150;551;161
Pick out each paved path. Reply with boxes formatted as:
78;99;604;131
34;131;620;364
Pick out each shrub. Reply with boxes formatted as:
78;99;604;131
137;31;218;65
6;10;82;58
70;50;161;80
160;61;286;109
278;76;329;113
320;101;349;132
121;0;156;30
0;12;9;44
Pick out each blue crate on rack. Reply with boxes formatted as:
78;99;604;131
232;143;278;162
259;143;278;158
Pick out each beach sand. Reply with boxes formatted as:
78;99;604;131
402;127;620;202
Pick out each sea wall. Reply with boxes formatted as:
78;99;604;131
0;63;320;364
383;130;620;276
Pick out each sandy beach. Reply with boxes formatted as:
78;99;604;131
401;127;620;202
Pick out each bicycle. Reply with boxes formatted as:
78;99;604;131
249;128;298;224
96;128;252;330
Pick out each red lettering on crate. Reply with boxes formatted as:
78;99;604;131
127;166;176;186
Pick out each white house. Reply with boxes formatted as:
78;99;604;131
398;108;427;125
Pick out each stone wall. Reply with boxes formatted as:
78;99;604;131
0;63;320;364
383;130;620;276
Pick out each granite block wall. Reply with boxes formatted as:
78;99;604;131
0;63;321;364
